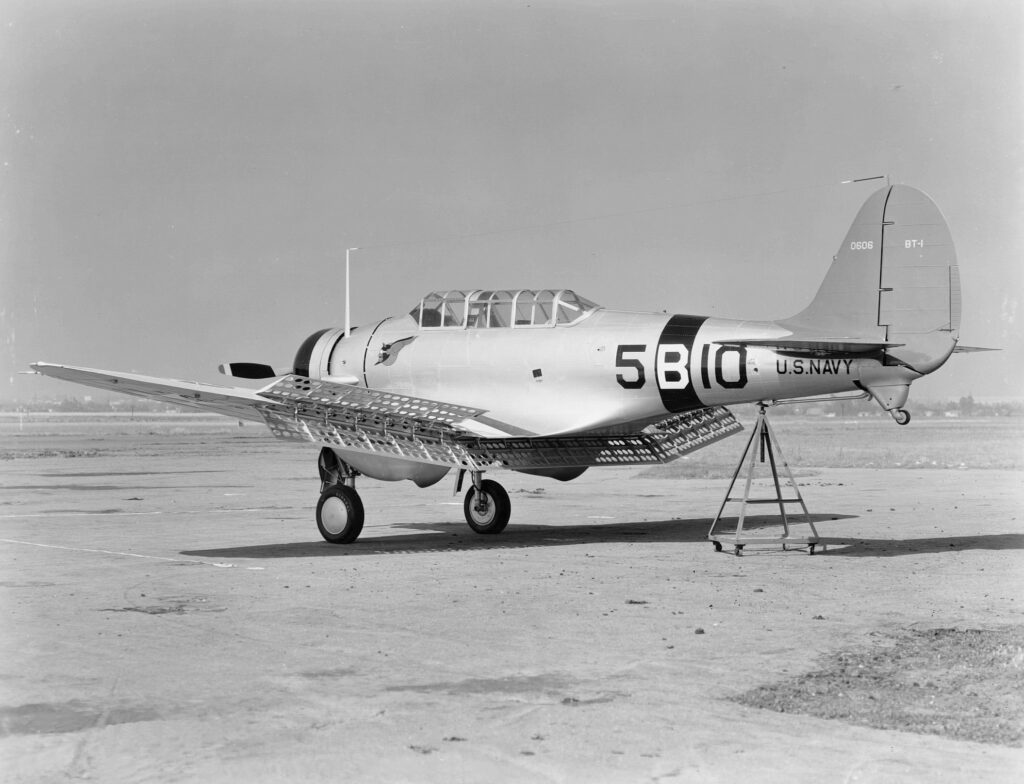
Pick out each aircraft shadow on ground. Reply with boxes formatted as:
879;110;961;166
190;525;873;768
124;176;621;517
182;513;869;559
182;516;1023;559
815;533;1024;557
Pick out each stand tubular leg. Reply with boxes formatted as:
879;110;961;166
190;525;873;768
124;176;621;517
707;405;822;555
709;419;760;539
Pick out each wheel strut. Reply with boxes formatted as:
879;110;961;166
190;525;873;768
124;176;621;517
318;446;359;490
469;471;489;515
315;447;364;544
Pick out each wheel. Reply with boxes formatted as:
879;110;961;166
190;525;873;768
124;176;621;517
713;541;723;552
316;484;365;544
464;479;511;534
891;409;911;426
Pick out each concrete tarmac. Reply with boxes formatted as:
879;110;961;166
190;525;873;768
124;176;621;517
1;424;1022;782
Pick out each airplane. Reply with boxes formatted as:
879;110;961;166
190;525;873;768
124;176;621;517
31;184;978;545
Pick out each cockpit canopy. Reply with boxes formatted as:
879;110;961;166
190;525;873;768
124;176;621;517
409;289;600;329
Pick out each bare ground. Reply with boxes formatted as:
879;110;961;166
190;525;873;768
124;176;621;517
1;415;1022;783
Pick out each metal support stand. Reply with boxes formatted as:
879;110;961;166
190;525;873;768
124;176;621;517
707;404;822;556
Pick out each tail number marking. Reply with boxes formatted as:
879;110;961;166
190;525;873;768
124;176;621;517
700;344;747;390
657;345;690;390
615;345;647;389
615;344;693;391
616;342;749;391
850;241;874;250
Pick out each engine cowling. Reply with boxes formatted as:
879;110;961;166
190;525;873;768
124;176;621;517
292;327;364;381
292;323;449;487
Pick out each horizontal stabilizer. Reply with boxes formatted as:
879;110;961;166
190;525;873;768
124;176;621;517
952;345;999;353
717;337;902;355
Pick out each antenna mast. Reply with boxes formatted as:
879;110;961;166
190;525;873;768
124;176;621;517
345;247;357;338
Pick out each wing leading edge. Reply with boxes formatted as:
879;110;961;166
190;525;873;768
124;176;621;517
29;361;488;435
30;362;270;422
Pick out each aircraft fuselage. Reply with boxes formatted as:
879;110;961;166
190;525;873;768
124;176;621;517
315;309;892;436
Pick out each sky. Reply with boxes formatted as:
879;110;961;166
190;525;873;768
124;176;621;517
2;0;1021;404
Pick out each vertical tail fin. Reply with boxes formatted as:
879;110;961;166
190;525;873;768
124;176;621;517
782;184;959;375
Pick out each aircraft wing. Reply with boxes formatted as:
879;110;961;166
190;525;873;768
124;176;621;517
31;361;484;427
30;363;494;469
256;375;494;468
30;363;741;471
462;406;743;470
257;376;742;469
30;363;272;422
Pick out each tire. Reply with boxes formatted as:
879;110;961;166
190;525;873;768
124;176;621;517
463;479;511;535
316;484;365;544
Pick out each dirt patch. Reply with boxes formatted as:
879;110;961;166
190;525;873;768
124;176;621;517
736;627;1024;746
0;449;104;460
102;595;226;616
385;673;576;696
0;700;160;735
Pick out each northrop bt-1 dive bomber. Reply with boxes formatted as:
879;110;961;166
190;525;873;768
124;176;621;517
34;185;976;544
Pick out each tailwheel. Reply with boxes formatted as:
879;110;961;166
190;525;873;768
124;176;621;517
891;408;911;426
316;484;365;544
464;479;511;535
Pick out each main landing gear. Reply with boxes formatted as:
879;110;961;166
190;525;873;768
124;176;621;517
316;484;364;544
313;449;513;544
462;474;511;534
315;448;364;544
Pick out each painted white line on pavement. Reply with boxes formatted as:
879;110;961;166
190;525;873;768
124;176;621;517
0;508;272;519
0;538;234;568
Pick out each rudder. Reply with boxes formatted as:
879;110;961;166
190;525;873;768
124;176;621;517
876;186;960;373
